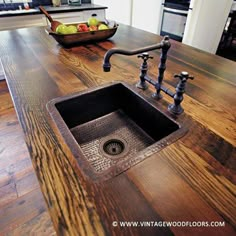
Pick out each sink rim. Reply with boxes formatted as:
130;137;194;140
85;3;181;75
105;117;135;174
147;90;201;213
46;81;188;181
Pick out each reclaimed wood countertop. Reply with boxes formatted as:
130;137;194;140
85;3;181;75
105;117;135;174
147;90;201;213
0;25;235;236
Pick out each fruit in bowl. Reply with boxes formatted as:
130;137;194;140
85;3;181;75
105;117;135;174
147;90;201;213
56;24;68;34
67;25;77;34
47;20;118;46
54;14;115;37
89;25;98;31
98;23;109;30
88;14;99;27
56;24;77;34
77;23;89;32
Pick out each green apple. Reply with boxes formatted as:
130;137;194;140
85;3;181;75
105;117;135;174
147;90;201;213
67;25;77;34
88;15;99;26
98;23;109;30
56;24;68;34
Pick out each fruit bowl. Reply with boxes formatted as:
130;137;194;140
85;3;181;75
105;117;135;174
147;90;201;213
45;21;118;47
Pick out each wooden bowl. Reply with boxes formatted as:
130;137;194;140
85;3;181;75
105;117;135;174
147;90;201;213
45;22;118;47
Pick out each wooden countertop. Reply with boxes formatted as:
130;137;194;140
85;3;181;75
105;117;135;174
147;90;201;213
0;25;235;235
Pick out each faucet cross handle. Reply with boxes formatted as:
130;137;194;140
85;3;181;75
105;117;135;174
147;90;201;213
174;71;194;82
136;52;153;91
168;71;194;115
137;52;153;63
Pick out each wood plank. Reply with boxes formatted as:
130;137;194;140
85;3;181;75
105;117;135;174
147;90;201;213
0;187;50;234
127;144;236;235
0;81;56;235
5;211;56;236
94;175;174;236
0;182;18;209
15;172;40;197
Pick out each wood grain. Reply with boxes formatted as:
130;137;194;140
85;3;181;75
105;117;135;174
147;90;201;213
0;80;56;235
127;148;236;235
0;25;235;235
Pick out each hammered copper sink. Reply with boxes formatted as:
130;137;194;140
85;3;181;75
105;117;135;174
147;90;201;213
47;82;187;181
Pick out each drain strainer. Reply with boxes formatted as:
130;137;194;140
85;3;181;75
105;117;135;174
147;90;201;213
103;139;124;155
99;136;129;159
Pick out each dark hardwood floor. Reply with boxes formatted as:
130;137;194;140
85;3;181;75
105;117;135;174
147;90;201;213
0;80;56;235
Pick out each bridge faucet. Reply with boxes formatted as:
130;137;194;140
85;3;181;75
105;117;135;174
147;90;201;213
103;36;194;115
103;36;170;98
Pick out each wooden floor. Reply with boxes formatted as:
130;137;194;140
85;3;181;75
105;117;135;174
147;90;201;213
0;80;56;235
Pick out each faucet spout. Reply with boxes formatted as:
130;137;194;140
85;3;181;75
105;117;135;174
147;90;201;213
103;36;170;72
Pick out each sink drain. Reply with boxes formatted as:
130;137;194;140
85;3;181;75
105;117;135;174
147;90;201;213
100;136;129;159
103;139;125;156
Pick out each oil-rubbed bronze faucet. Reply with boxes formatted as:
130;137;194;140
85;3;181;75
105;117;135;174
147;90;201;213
137;52;194;115
168;72;194;114
103;36;194;115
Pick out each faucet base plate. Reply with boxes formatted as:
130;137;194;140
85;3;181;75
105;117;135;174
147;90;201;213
168;104;184;115
152;92;163;100
136;81;148;90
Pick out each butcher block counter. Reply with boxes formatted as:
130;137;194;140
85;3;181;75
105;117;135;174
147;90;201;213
0;24;235;236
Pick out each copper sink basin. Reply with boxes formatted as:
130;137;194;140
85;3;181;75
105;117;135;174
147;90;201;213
47;82;187;181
